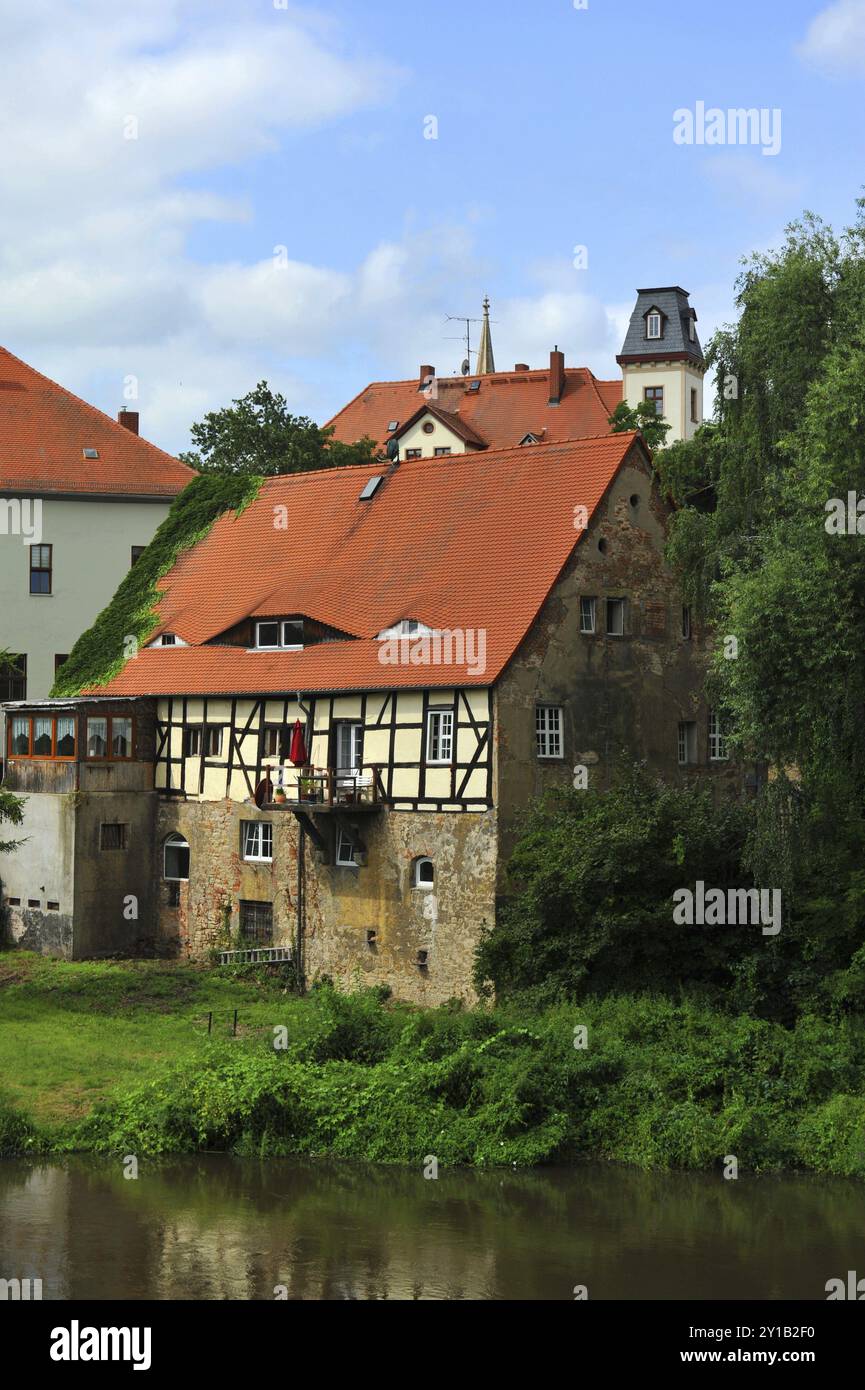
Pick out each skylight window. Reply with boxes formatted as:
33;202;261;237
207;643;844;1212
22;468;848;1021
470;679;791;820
83;447;99;460
359;476;384;501
469;380;481;392
387;420;399;432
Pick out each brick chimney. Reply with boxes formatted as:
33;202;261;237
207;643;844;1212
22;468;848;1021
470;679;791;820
514;363;530;372
419;364;435;390
118;408;139;435
548;347;565;405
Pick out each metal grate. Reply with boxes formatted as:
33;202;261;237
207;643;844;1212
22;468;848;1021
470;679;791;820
239;900;273;944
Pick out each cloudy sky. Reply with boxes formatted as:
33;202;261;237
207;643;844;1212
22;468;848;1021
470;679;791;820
0;0;863;453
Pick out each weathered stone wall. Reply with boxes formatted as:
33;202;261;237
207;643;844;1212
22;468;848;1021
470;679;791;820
156;798;497;1004
495;448;724;869
1;792;76;956
73;791;158;957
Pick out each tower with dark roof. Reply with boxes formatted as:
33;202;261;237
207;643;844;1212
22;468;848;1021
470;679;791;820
617;287;705;443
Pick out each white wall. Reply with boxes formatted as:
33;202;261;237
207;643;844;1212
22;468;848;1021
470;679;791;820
0;496;173;700
622;362;704;443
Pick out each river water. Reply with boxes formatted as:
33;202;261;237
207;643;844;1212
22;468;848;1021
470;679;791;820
1;1157;863;1300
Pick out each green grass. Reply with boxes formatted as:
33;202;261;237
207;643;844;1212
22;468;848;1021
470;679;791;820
0;953;305;1132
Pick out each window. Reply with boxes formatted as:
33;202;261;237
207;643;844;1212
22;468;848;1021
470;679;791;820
239;900;273;944
580;597;597;634
335;722;363;773
646;311;662;339
690;388;699;423
87;718;108;758
10;717;30;755
33;717;53;756
56;717;76;757
255;620;303;650
426;709;453;764
184;727;202;756
54;654;69;676
282;620;303;648
643;386;664;415
159;633;177;646
164;833;189;881
606;598;625;636
47;901;60;911
678;721;697;765
130;546;146;566
413;857;434;889
83;447;99;460
681;605;692;640
100;823;128;851
242;821;273;862
405;448;422;459
262;726;281;758
535;705;563;759
336;828;357;867
689;317;696;342
709;711;729;762
30;544;52;594
422;421;435;434
433;446;452;457
0;654;26;701
204;726;223;757
111;717;132;758
86;715;133;760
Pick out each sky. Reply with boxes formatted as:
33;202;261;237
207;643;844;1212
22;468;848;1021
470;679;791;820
0;0;863;454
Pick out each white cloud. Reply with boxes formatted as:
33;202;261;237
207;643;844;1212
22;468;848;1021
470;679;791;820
798;0;865;75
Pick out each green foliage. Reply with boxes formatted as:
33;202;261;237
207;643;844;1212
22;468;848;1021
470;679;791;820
608;399;671;452
179;380;381;476
0;1095;42;1157
51;473;262;695
476;765;749;1008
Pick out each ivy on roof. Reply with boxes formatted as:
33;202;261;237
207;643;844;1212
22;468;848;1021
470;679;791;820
52;473;263;697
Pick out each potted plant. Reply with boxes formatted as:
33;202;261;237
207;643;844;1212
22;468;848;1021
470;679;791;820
274;785;287;804
298;773;317;802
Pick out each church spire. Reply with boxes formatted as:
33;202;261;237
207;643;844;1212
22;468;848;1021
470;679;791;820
475;295;495;375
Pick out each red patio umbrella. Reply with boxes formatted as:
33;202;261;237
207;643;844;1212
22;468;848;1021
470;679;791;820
289;718;308;766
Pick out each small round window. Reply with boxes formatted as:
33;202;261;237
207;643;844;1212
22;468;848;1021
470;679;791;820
422;421;435;434
413;857;434;889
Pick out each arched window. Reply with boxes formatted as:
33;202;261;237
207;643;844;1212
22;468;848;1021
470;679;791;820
163;833;190;881
412;857;434;889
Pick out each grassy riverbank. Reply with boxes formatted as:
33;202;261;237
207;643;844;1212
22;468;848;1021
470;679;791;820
2;953;865;1173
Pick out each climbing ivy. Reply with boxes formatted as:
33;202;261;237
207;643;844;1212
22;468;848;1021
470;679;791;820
52;474;263;696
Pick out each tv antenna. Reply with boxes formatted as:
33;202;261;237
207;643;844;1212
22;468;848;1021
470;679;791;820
445;309;497;375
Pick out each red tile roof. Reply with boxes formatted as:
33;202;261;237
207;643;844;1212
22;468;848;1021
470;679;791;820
0;346;195;496
326;365;623;452
91;432;647;697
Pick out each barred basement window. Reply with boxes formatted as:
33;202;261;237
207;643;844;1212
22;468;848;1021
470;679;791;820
100;823;128;850
239;900;273;944
535;705;562;759
47;901;60;911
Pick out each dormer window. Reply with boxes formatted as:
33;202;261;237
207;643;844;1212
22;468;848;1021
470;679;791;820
646;312;662;340
159;633;177;646
688;316;696;342
519;432;540;446
254;619;304;650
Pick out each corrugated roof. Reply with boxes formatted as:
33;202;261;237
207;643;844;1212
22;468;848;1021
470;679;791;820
89;432;646;696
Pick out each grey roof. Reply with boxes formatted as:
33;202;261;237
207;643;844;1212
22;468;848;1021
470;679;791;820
617;286;703;364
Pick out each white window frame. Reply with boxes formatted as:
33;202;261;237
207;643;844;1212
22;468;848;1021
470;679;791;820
413;857;435;890
336;827;357;867
335;722;363;774
606;598;625;637
281;620;303;649
646;311;662;340
242;821;273;862
678;721;697;766
255;621;281;649
426;709;454;765
163;833;189;881
535;705;563;760
580;596;596;634
709;711;729;762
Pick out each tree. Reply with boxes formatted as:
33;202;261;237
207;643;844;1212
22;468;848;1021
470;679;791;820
608;399;671;452
179;381;382;476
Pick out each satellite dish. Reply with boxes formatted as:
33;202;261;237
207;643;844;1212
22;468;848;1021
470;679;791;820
386;437;399;462
461;359;470;376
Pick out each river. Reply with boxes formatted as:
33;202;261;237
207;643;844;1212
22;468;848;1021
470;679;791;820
1;1157;863;1300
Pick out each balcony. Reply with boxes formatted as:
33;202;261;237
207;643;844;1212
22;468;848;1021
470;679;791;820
264;765;387;813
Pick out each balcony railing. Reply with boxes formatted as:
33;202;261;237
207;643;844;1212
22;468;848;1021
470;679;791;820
266;764;387;809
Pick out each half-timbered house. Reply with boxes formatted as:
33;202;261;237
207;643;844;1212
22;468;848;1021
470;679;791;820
2;431;729;1002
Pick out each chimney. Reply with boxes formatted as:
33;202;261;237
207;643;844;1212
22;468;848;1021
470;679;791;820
548;347;565;405
118;408;139;435
419;364;435;390
514;363;530;372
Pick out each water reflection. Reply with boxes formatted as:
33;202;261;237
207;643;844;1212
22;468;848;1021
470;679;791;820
1;1157;864;1300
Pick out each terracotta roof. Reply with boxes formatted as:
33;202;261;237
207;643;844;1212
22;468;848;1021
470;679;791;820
0;346;195;496
391;401;489;448
326;365;623;452
90;433;647;697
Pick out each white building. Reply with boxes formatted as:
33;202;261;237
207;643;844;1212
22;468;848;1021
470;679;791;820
0;345;193;705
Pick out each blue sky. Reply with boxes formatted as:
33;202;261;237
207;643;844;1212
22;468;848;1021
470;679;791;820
1;0;863;452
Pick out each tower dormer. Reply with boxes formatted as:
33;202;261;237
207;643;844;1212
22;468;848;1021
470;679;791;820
617;287;705;443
